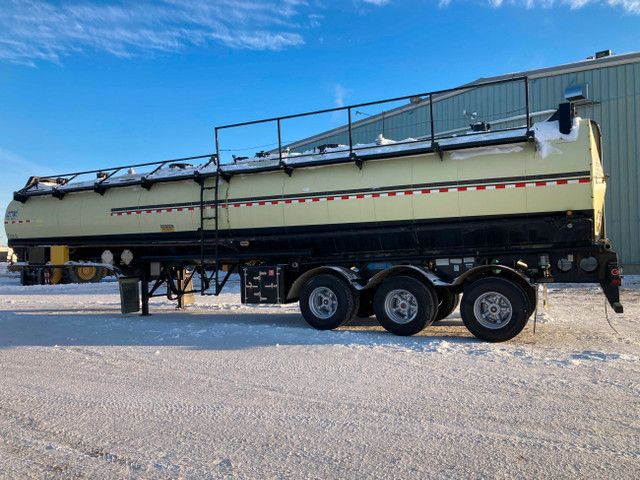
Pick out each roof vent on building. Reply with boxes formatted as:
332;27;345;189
595;49;611;59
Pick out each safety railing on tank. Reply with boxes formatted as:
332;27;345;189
14;76;533;202
13;153;217;201
214;76;532;173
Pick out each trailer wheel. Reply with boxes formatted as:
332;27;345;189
374;276;437;336
63;266;104;284
434;288;460;322
460;278;529;342
299;275;359;330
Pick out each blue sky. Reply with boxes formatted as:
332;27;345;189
1;0;639;245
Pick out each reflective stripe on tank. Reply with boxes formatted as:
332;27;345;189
109;177;591;216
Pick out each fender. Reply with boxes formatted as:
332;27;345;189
450;264;532;289
363;265;449;290
287;266;362;301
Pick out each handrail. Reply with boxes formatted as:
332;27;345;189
214;76;531;169
215;76;529;130
26;153;216;182
15;76;531;198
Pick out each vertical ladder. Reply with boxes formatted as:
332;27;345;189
199;169;220;295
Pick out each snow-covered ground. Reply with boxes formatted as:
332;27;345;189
1;263;639;479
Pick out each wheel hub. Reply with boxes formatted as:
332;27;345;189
384;289;418;324
309;287;338;319
473;292;513;329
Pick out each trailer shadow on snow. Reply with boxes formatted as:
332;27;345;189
0;305;492;351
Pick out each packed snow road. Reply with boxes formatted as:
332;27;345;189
0;265;639;479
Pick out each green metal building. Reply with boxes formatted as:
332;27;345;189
285;51;640;272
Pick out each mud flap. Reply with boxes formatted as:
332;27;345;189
118;277;140;314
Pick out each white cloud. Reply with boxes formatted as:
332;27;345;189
0;0;312;66
362;0;391;5
331;83;351;123
437;0;639;13
334;83;348;108
602;0;640;12
0;148;55;178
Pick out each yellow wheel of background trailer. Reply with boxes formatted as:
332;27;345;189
62;266;104;284
77;266;98;282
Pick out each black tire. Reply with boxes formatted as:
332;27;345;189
460;277;529;342
299;275;359;330
373;276;437;336
356;289;375;318
62;266;104;284
434;288;460;321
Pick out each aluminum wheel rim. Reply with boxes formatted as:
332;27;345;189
384;289;418;324
473;291;513;329
309;287;338;319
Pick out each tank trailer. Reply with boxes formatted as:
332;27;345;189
5;80;623;342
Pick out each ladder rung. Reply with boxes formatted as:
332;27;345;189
200;173;220;296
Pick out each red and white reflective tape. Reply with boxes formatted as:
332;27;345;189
4;220;31;224
214;177;591;209
112;206;198;216
110;177;590;216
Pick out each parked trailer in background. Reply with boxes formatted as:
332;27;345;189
4;79;623;342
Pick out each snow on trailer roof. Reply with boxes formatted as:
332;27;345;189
14;116;579;199
221;117;579;171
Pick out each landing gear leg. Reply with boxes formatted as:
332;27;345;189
141;263;150;316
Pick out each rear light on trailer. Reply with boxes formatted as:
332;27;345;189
608;262;622;285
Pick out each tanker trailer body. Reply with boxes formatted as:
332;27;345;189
5;106;623;342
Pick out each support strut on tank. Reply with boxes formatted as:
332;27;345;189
281;163;294;177
351;152;363;170
141;177;152;190
433;142;443;161
13;192;28;203
93;183;108;195
94;167;122;195
52;188;66;200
